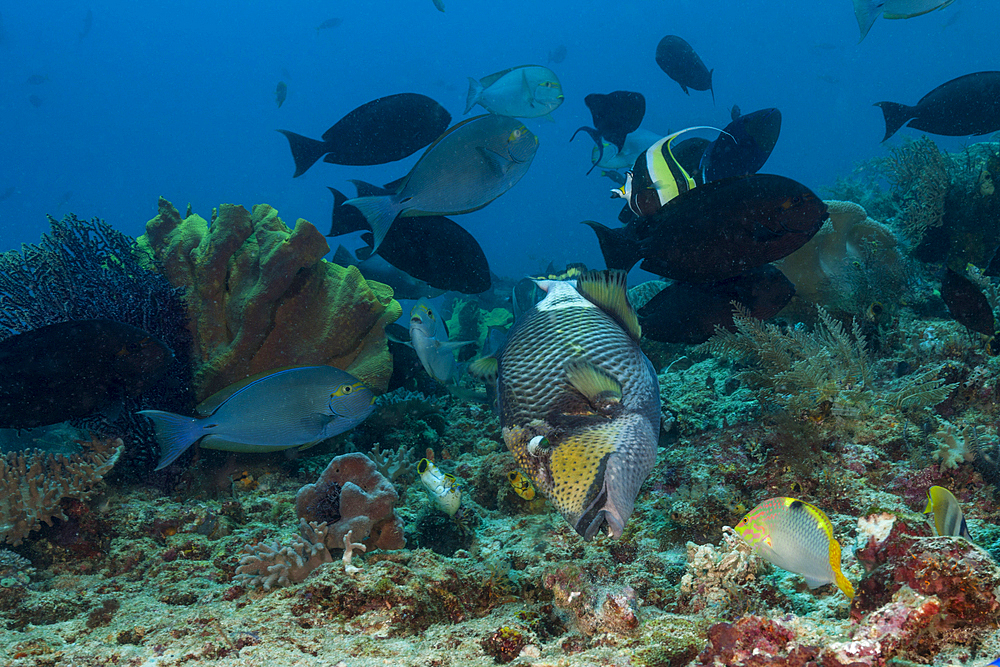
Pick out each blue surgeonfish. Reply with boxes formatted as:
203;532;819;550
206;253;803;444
497;270;660;540
465;65;564;118
409;299;474;384
139;366;375;470
853;0;956;41
924;485;972;541
347;115;538;251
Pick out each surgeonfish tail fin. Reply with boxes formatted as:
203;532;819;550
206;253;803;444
874;101;914;142
709;69;715;105
853;0;883;41
276;129;327;178
465;77;484;114
580;220;643;274
576;269;642;341
343;195;400;252
138;409;203;471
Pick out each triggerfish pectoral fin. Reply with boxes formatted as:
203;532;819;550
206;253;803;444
138;409;205;470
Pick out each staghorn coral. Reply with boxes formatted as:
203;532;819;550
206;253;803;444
139;198;401;400
0;437;123;545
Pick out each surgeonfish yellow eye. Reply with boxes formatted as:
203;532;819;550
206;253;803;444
332;382;363;397
509;126;528;142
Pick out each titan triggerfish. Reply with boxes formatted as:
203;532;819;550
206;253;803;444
497;270;660;540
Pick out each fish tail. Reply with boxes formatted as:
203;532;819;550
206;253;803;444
344;195;401;252
853;0;883;41
138;409;203;470
874;101;914;142
276;129;327;177
581;220;643;273
464;77;484;114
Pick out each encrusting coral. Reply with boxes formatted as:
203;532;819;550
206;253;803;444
139;198;401;400
0;437;123;545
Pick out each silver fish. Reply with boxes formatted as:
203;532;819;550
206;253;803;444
140;366;374;470
465;65;564;118
497;270;660;540
346;114;538;250
409;299;471;384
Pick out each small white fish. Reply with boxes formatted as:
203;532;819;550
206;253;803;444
852;0;956;41
465;65;564;118
409;300;473;384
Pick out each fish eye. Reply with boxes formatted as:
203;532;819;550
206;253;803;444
343;385;352;393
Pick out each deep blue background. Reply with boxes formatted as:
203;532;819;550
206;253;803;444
0;0;993;281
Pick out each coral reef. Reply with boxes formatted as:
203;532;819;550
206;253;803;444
0;437;123;545
233;519;333;589
140;198;401;399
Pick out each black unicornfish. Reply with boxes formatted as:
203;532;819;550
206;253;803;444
875;72;1000;142
497;270;660;540
0;319;172;429
940;268;996;337
571;91;646;173
655;35;714;102
278;93;451;176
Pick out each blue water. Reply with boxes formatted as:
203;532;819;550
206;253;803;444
1;0;994;280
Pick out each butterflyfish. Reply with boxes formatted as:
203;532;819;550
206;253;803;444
924;485;972;541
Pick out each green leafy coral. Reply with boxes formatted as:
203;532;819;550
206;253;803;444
700;305;956;417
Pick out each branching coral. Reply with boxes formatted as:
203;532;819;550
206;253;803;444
0;437;123;545
234;519;333;589
701;305;956;416
140;198;401;400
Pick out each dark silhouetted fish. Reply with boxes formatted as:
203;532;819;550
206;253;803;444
332;245;442;301
570;91;646;173
584;174;827;282
26;74;48;85
548;44;567;64
315;17;342;31
278;93;451;176
346;114;538;250
700;107;782;183
638;265;795;344
275;81;287;108
940;268;996;336
28;94;42;108
985;245;1000;278
0;319;172;429
655;35;714;102
875;72;1000;142
0;186;14;202
79;9;92;41
328;184;491;294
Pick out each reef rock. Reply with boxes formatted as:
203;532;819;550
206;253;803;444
140;198;400;399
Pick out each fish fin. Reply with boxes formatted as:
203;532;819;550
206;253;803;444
570;126;605;174
853;0;885;41
437;339;477;351
468;355;499;384
344;195;401;252
801;574;833;590
477;146;512;178
709;70;715;104
580;220;643;274
276;129;327;178
680;82;690;96
575;269;642;341
139;409;204;470
564;359;622;410
332;244;357;267
873;101;915;142
540;113;556;123
465;77;484;115
349;178;395;197
520;69;533;105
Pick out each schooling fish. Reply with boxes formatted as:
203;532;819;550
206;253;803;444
278;93;451;176
940;268;996;337
655;35;714;102
465;65;564;118
409;300;473;384
571;91;646;173
140;366;374;470
924;485;972;541
853;0;956;41
0;319;172;430
735;497;855;599
347;114;538;251
875;71;1000;142
328;185;491;295
498;270;660;540
585;174;828;282
638;265;795;344
275;81;287;108
700;108;782;183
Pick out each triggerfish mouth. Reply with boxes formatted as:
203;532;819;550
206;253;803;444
496;270;660;540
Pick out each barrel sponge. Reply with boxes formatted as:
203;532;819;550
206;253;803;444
139;198;401;400
295;452;406;551
778;200;901;304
